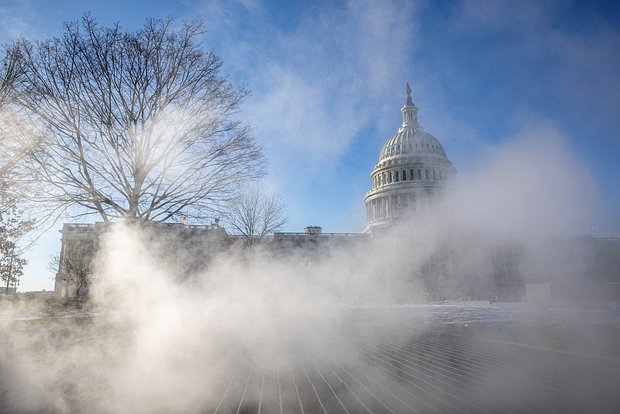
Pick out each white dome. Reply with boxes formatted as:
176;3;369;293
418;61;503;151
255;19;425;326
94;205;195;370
379;127;448;161
363;83;456;233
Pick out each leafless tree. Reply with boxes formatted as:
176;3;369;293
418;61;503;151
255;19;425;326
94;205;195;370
224;185;287;245
49;244;92;298
0;47;35;288
0;246;25;295
0;189;33;294
0;43;28;186
12;15;264;223
0;45;19;108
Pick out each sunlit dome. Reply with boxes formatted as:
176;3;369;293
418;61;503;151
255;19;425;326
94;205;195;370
379;128;448;160
379;83;448;161
363;82;456;233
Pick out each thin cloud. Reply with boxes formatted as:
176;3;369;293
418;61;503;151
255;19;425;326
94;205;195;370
454;0;620;135
213;0;418;177
0;1;45;42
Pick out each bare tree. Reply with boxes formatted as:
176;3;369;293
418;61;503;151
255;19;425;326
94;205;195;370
0;190;33;294
0;247;25;295
1;47;35;290
0;43;28;186
49;245;92;298
0;45;19;108
224;185;287;245
12;15;264;223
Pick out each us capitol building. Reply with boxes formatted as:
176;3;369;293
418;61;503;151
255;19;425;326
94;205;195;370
54;83;620;302
364;83;455;233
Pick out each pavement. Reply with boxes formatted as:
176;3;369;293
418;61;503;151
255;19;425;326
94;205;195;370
2;304;620;413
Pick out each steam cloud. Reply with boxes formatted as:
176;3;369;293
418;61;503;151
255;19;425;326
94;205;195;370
0;128;612;413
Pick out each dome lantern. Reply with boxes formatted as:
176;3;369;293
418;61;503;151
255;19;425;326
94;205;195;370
401;82;419;130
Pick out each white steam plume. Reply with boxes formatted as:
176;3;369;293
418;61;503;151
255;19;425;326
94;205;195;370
0;125;609;413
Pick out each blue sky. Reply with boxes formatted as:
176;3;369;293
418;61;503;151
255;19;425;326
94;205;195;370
1;0;619;291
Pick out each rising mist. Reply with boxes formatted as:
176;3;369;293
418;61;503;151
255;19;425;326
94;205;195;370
1;129;618;413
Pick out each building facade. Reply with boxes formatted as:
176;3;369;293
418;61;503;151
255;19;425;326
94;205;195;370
53;82;620;302
364;83;456;233
54;221;229;297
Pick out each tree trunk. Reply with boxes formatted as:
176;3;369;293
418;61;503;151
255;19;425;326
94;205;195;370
5;255;13;294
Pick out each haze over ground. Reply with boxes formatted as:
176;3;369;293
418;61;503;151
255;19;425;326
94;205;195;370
1;0;619;291
2;3;620;412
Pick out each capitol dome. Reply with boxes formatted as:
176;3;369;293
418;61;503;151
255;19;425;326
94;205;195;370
379;127;448;160
364;83;456;233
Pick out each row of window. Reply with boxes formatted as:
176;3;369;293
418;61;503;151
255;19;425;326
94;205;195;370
372;168;446;188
